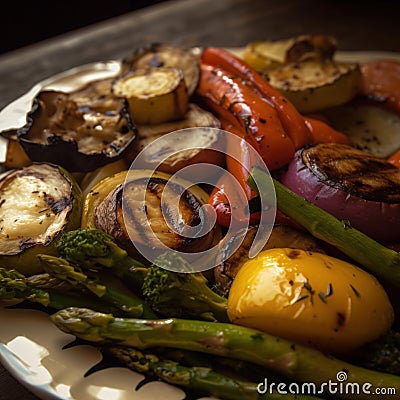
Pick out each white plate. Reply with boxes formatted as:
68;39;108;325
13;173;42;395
1;50;400;400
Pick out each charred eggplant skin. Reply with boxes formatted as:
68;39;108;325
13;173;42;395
17;90;138;173
0;162;82;275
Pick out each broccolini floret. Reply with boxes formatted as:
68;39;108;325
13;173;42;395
354;331;400;375
142;252;229;322
56;228;143;270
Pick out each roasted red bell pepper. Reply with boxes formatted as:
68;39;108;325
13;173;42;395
197;47;355;227
304;116;353;145
197;62;293;227
201;46;314;150
197;63;296;171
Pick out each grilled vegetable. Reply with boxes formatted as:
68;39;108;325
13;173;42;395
199;47;351;227
243;34;337;72
0;163;82;275
360;59;400;114
81;170;128;229
136;103;221;153
38;254;150;318
141;252;229;322
52;307;400;400
0;267;122;313
112;67;189;125
214;224;325;291
17;88;137;172
321;103;400;158
138;126;225;176
2;134;31;169
227;248;394;354
82;170;218;259
122;43;200;96
197;62;296;171
389;148;400;168
80;159;128;199
55;227;147;295
200;47;312;154
265;60;362;113
248;167;400;290
104;346;274;400
280;143;400;243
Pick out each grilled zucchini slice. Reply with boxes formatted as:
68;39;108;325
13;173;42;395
243;34;337;72
122;43;200;96
265;60;362;113
113;67;189;125
0;163;82;275
82;170;218;260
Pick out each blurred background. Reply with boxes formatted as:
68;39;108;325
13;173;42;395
1;0;169;54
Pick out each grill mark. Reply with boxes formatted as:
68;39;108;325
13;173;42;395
302;144;400;203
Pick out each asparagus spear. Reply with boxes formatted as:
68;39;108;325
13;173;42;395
38;254;157;319
0;268;120;313
51;308;400;400
106;346;321;400
247;167;400;288
56;229;228;322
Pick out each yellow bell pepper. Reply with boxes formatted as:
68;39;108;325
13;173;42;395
228;248;394;354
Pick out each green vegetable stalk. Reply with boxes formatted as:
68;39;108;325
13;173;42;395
57;229;228;322
106;346;321;400
247;167;400;288
38;254;155;318
0;268;120;313
142;252;229;322
51;307;400;400
55;228;148;293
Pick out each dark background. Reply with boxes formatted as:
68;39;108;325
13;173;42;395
1;0;168;54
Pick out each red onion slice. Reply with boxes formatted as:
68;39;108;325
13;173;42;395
280;144;400;243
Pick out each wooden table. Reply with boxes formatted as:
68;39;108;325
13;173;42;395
1;0;400;398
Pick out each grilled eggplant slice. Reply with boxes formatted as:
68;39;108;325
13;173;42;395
82;170;218;260
122;43;200;96
214;225;325;291
0;163;82;275
265;60;362;113
17;88;137;173
113;67;189;125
